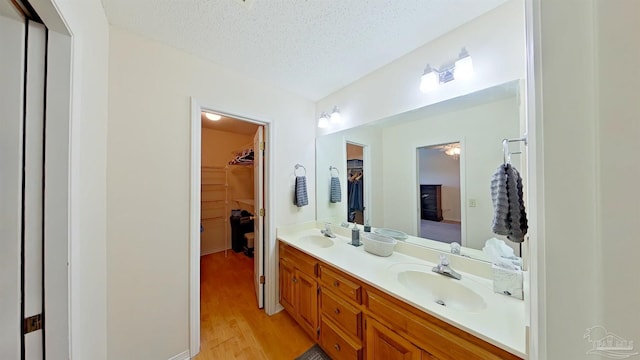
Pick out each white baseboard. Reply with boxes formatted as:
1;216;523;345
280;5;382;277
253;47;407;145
168;349;190;360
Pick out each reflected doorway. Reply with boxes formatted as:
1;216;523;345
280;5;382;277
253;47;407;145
346;142;365;225
417;143;462;244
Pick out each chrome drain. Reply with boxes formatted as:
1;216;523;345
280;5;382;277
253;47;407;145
435;299;446;306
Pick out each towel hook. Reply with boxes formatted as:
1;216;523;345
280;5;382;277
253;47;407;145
329;166;339;177
294;163;306;177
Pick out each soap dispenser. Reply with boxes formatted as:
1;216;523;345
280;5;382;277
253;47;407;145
364;220;371;233
351;223;361;246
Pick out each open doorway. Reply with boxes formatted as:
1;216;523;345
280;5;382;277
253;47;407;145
346;142;365;225
190;101;272;357
417;143;462;245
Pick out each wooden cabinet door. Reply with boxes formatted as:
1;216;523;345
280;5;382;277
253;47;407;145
279;259;295;314
295;270;319;339
366;317;421;360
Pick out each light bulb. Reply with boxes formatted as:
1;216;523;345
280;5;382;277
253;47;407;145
205;112;221;121
420;65;439;93
330;106;341;123
318;113;329;128
454;48;473;80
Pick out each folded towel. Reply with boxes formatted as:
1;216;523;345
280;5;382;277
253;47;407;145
491;164;528;243
294;176;309;207
330;176;342;203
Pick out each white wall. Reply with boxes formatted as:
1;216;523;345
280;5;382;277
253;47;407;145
530;0;640;358
418;148;462;222
316;0;525;137
107;27;316;359
31;1;110;359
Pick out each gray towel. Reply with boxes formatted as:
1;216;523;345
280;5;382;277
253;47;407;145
506;165;528;242
491;165;510;235
330;176;342;203
294;176;309;207
491;164;528;243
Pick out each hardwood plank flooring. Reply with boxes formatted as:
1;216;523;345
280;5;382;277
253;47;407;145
195;251;314;360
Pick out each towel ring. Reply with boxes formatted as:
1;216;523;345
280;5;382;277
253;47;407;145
329;166;339;177
294;164;306;176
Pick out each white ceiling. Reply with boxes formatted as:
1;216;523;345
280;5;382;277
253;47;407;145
102;0;507;101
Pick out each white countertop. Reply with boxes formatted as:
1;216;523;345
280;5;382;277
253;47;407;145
277;223;527;359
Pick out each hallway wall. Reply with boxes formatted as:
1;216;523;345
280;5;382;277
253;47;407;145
107;27;316;359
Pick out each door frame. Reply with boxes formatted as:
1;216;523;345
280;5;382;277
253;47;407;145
411;139;467;246
189;97;275;357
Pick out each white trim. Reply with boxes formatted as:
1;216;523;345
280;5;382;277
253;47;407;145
189;98;277;357
168;349;190;360
188;98;202;357
525;0;544;358
412;138;466;245
44;28;72;360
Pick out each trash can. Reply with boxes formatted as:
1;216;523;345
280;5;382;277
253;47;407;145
230;209;254;252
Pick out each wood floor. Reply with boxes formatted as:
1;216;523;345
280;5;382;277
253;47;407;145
194;250;314;360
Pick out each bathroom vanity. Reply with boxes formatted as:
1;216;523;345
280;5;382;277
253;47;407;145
277;224;526;360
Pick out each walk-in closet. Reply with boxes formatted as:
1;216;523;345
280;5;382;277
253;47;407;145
200;112;260;256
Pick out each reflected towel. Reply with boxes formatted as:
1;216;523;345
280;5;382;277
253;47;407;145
491;163;528;243
330;176;342;203
294;176;309;207
506;165;528;242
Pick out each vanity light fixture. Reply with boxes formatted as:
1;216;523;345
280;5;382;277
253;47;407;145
317;106;342;127
454;48;474;80
330;106;341;123
317;112;330;128
420;47;474;93
204;112;222;121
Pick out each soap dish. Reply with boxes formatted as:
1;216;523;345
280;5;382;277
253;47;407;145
362;233;397;257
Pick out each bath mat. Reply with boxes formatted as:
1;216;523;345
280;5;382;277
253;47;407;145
295;344;331;360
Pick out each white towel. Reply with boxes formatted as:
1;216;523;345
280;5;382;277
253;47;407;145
330;176;341;203
294;176;309;207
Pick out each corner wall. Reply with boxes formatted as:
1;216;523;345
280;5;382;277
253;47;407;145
107;27;316;359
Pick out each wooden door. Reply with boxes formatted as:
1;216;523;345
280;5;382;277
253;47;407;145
278;259;295;314
295;270;318;340
253;126;264;308
365;317;422;360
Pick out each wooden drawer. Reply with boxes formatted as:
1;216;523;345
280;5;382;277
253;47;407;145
320;318;362;360
365;288;522;360
319;266;361;304
320;287;362;341
279;242;317;278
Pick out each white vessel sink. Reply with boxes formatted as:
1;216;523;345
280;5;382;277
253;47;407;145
299;235;335;248
389;263;487;312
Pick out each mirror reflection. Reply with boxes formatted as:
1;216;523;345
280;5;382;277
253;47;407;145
418;143;462;244
316;80;526;262
346;142;365;225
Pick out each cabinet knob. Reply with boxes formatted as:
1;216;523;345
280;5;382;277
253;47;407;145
292;278;298;283
334;308;341;315
334;344;341;351
333;280;340;287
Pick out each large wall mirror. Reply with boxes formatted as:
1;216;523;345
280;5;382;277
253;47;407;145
316;80;526;262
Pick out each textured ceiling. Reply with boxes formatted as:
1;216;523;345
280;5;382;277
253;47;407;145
102;0;507;101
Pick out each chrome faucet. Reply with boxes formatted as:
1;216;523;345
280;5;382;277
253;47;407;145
320;223;336;238
432;254;462;280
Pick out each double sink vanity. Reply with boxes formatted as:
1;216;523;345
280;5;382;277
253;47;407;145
277;223;526;360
